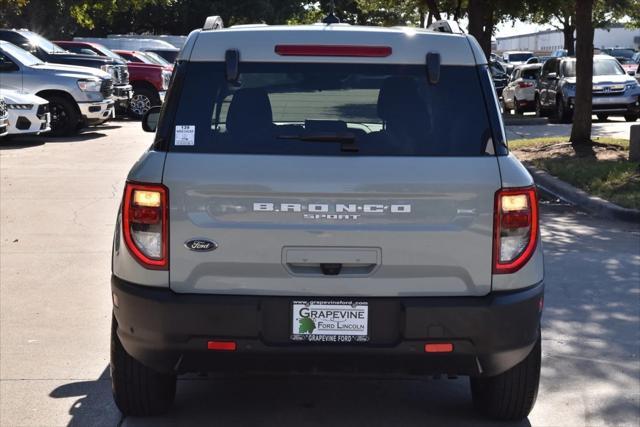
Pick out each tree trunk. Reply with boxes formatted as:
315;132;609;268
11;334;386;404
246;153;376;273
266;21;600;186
570;0;595;156
424;0;441;20
454;0;462;21
562;14;575;56
467;0;493;60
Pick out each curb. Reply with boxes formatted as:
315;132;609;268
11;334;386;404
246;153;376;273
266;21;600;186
503;116;548;126
525;165;640;223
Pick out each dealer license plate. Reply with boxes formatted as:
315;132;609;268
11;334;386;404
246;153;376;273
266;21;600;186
291;300;369;343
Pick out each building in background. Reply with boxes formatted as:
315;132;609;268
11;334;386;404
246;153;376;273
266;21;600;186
496;24;640;53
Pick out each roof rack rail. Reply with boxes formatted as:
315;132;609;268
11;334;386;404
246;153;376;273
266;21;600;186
427;20;464;34
203;15;224;31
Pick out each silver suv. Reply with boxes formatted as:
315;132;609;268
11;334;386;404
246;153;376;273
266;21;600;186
111;20;544;421
0;41;115;136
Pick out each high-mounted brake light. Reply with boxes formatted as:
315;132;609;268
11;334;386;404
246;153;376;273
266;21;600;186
122;182;168;269
493;187;538;274
274;45;392;57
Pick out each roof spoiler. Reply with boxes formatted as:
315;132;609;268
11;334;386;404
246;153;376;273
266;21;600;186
426;20;465;34
203;15;224;31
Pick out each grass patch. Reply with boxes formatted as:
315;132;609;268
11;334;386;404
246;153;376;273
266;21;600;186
532;158;640;210
509;137;629;151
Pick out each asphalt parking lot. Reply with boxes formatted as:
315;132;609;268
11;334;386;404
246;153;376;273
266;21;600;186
1;119;639;427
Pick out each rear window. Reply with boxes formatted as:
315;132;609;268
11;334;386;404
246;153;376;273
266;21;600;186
167;62;492;156
521;68;540;79
507;53;533;62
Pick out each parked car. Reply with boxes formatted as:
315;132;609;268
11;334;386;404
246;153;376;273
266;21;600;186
600;48;639;76
600;47;636;63
0;88;50;136
0;29;132;112
502;51;534;66
73;37;180;62
489;60;509;95
56;42;172;119
74;37;177;52
0;97;8;137
0;41;115;136
502;64;542;114
111;19;544;421
550;49;568;58
143;48;179;63
536;55;640;122
135;51;173;67
112;50;160;65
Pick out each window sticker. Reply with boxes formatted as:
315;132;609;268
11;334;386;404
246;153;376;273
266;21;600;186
175;125;195;146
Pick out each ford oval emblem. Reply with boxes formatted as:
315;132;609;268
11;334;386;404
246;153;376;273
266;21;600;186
184;239;218;252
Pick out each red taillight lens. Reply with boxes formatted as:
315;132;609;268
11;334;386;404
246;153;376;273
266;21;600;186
122;182;168;269
274;45;392;57
493;187;538;274
517;81;534;88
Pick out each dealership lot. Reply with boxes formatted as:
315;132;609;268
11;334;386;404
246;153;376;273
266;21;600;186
1;120;639;426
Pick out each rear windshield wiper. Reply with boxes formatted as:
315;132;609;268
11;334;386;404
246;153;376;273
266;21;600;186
277;133;359;152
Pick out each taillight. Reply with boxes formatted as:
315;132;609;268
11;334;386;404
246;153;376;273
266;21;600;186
122;182;168;269
517;81;534;88
493;187;538;274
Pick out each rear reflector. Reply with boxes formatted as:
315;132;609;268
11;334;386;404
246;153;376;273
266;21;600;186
207;341;237;351
275;45;392;57
424;343;454;353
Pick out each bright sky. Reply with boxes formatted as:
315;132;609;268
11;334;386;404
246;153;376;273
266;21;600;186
495;20;553;38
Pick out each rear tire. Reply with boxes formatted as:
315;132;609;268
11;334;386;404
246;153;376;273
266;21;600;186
111;315;176;416
501;98;510;115
514;97;523;115
535;96;547;118
470;333;541;421
624;114;638;122
596;114;609;122
45;95;80;137
554;96;572;123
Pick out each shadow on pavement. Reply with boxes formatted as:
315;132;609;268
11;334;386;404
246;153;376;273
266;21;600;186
49;367;121;427
124;374;531;427
537;208;640;425
49;368;531;427
0;131;110;150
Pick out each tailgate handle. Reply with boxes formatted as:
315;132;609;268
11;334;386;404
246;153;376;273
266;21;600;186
283;247;380;277
320;263;342;276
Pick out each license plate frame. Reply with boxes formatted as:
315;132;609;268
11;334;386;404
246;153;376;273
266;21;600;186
290;300;369;343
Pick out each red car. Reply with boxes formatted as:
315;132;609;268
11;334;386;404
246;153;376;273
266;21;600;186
55;41;173;118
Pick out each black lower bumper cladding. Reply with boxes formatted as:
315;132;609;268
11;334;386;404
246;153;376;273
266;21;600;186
111;276;543;377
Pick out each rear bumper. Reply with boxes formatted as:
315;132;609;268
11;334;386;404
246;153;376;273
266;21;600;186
112;276;543;377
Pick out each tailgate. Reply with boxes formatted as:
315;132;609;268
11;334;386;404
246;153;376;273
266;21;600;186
163;153;500;297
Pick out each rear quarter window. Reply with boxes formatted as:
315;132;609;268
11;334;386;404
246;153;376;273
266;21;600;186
164;62;495;157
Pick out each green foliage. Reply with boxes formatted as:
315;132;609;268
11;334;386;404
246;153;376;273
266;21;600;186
533;158;640;209
509;137;630;150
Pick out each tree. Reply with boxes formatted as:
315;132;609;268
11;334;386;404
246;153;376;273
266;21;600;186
467;0;522;59
569;0;595;154
524;0;575;55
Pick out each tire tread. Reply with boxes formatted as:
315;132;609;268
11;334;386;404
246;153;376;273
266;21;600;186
110;316;176;416
470;334;541;421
